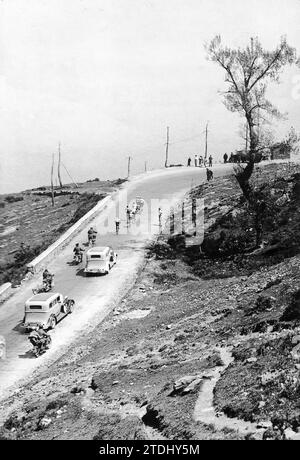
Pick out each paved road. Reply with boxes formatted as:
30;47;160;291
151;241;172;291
0;164;233;398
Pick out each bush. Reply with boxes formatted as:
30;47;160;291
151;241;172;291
281;290;300;321
167;234;186;252
5;195;24;204
146;240;174;260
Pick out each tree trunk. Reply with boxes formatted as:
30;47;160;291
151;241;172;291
235;112;258;203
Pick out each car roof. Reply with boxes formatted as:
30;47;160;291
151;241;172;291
86;246;111;254
28;292;61;302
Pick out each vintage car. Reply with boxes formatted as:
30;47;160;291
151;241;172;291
84;246;117;275
23;292;75;332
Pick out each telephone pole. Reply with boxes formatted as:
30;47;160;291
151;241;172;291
57;142;63;188
165;126;170;168
51;153;55;207
204;122;209;161
127;156;132;178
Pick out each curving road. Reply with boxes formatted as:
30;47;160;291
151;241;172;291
0;164;233;399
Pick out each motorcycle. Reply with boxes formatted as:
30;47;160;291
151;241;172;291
88;234;97;247
73;252;83;264
28;334;52;357
32;275;54;295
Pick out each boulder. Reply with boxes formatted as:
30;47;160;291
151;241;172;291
171;375;203;395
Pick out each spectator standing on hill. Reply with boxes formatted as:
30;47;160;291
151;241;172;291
209;155;213;167
187;157;191;167
223;153;228;163
206;168;213;181
194;154;198;167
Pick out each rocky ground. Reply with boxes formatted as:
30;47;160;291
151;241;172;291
0;163;300;440
0;178;126;286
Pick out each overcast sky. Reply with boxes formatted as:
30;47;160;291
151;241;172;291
1;0;300;193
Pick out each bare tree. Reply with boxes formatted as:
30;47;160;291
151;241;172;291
206;36;297;201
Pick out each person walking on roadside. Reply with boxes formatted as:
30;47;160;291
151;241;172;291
115;218;121;235
158;207;162;226
187;157;191;167
223;153;228;164
126;205;131;225
194;154;198;167
199;155;204;167
209;155;213;167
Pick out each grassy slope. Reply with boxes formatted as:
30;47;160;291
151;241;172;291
0;179;126;286
0;163;300;440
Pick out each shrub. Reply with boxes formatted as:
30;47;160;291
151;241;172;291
5;195;24;203
281;290;300;321
146;240;174;260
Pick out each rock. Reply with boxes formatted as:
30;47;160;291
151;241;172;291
291;343;300;361
284;428;300;440
291;335;300;345
174;333;186;342
246;357;257;363
85;388;95;397
38;417;52;429
256;420;272;429
71;386;84;394
171;375;202;395
158;344;168;352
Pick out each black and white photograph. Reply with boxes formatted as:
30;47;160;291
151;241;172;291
1;0;300;445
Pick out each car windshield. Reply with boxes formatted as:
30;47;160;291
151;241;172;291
90;255;103;259
29;305;43;310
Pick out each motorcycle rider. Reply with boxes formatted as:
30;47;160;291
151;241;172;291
88;227;97;246
73;243;84;262
37;324;50;345
28;327;41;347
42;269;54;290
28;326;50;355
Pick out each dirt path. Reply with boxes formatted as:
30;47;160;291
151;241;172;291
193;347;265;437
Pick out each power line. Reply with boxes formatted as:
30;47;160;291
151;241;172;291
61;162;78;188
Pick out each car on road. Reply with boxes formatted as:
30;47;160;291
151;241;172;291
84;246;117;275
23;292;75;332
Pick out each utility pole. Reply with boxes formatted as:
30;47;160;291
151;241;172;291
51;153;55;207
204;122;209;161
127;156;132;178
57;142;63;188
165;126;169;168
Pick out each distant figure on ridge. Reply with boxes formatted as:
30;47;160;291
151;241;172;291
206;168;213;182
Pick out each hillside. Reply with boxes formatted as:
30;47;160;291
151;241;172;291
0;163;300;440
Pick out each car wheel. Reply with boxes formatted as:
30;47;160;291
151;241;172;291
49;316;57;330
